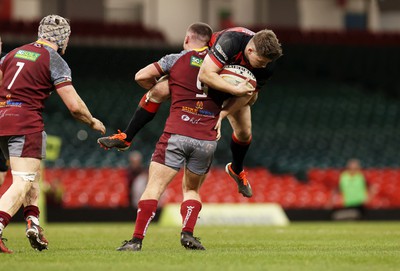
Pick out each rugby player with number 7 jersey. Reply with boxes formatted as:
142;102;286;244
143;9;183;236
0;15;106;254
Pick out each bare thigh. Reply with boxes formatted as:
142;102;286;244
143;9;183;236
140;161;178;200
148;78;170;103
227;105;252;141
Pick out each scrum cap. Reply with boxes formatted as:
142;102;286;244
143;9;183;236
38;15;71;48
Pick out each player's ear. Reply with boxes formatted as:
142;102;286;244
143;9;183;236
184;35;189;44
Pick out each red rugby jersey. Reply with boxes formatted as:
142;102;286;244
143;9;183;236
0;41;72;135
154;46;226;141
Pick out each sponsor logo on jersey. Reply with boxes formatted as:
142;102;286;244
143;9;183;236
5;100;22;107
1;95;22;107
215;44;228;61
181;114;202;125
181;106;215;118
181;115;190;121
195;101;203;109
15;50;41;62
190;56;203;67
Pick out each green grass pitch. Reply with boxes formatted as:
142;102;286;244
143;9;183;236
1;222;399;271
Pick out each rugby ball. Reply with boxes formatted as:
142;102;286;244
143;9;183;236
219;65;257;90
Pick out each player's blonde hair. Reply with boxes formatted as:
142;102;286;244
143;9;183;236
187;22;213;45
38;15;71;49
252;29;282;61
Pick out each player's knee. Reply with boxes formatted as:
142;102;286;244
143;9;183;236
234;130;252;142
149;82;170;103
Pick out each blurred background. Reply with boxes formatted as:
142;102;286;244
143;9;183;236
1;0;400;221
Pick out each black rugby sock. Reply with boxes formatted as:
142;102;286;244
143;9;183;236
230;133;251;174
124;107;156;142
123;94;161;142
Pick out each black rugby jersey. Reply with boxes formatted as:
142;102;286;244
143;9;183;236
209;27;277;90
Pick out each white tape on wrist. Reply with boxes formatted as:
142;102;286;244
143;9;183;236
11;170;37;182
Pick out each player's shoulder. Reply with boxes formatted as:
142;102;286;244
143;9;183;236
220;27;254;39
212;28;253;51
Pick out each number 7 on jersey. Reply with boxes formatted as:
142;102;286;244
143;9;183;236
7;62;25;90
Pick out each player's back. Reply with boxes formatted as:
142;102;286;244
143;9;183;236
0;42;67;135
164;47;225;141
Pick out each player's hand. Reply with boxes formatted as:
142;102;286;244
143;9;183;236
91;118;106;135
214;117;222;141
234;79;255;96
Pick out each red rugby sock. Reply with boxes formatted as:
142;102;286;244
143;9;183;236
23;205;40;220
180;200;202;234
0;211;11;228
133;199;158;239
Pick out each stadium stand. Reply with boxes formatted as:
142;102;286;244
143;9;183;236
0;19;166;45
2;167;399;209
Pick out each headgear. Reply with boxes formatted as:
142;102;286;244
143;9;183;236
38;15;71;50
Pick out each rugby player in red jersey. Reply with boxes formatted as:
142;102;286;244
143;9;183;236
98;26;282;199
116;23;250;252
0;15;106;253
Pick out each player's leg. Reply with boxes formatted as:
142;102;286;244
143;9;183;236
98;78;170;151
0;132;48;253
226;105;253;198
117;132;181;252
0;156;40;253
116;161;178;252
180;168;206;250
23;176;49;251
179;137;217;250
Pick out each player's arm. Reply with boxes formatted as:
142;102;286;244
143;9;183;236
135;63;163;90
57;85;105;134
199;55;253;97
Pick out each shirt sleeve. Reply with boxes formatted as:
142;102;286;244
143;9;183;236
48;49;72;89
209;32;240;68
157;51;187;74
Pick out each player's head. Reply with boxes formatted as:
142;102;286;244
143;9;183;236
38;15;71;55
184;22;213;49
346;158;362;172
246;29;282;68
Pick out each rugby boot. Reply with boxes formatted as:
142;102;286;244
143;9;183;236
0;234;12;254
116;238;142;251
225;162;253;198
97;130;131;151
26;218;48;251
180;231;205;250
